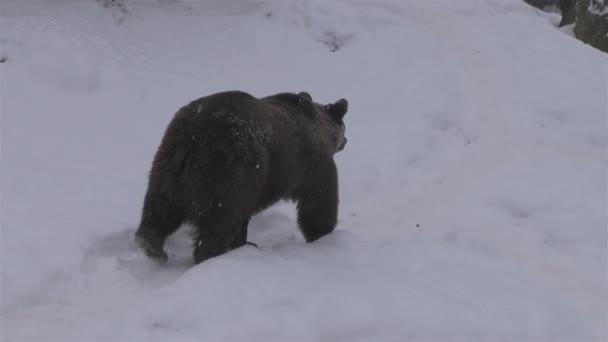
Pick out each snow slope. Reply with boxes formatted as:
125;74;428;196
1;0;606;340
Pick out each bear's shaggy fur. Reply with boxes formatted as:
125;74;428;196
135;91;348;264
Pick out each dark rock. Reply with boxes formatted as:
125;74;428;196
574;0;608;52
557;0;608;52
524;0;561;9
559;0;577;26
527;0;608;53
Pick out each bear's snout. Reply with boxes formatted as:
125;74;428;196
338;137;347;152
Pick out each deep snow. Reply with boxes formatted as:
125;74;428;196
1;0;607;340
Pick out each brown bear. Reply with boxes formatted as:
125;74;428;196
135;91;348;264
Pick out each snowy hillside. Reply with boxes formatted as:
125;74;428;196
1;0;606;340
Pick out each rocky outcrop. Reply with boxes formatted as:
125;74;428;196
559;0;577;26
526;0;608;53
572;0;608;52
524;0;561;9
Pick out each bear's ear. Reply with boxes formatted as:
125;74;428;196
298;92;312;101
326;99;348;121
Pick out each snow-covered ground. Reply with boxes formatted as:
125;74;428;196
1;0;606;340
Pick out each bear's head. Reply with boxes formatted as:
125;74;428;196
298;92;349;154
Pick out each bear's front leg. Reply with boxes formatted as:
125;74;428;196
296;161;338;242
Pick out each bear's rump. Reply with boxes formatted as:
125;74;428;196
176;130;268;222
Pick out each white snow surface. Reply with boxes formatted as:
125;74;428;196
1;0;607;340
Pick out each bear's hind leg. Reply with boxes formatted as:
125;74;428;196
135;190;183;263
192;229;233;265
296;161;339;243
228;218;258;249
228;219;248;250
192;216;254;264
